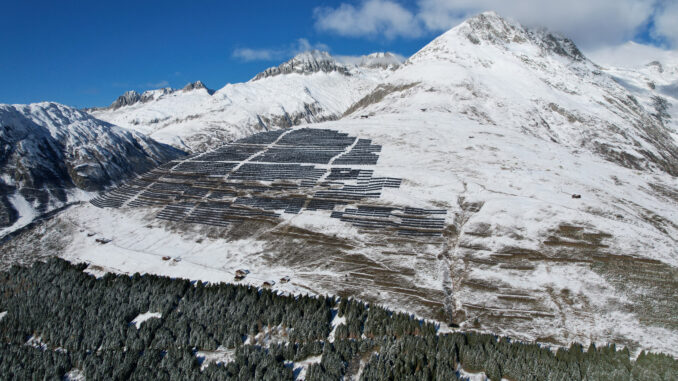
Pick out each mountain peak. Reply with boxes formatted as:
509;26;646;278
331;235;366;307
358;52;403;69
252;50;351;81
410;11;585;64
110;90;142;110
106;87;178;110
183;80;214;94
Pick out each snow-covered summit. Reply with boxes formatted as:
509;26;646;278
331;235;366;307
355;52;403;70
347;11;677;176
406;11;585;67
252;50;351;80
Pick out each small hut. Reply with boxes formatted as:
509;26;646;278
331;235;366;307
235;269;250;280
280;276;291;284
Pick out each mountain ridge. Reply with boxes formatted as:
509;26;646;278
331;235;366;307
89;51;395;152
0;102;185;233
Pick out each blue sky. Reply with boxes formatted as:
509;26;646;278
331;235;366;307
2;0;676;108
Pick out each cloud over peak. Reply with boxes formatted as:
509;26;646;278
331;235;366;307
313;0;678;49
233;39;330;62
314;0;423;39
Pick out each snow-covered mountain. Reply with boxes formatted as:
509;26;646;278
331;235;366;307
345;12;677;176
0;102;184;233
90;51;397;152
600;59;678;142
4;12;678;358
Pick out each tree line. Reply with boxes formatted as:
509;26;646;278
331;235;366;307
0;258;676;380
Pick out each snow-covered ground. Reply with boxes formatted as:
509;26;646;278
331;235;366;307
195;346;236;371
47;110;677;357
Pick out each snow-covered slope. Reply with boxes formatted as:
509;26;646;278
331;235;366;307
346;12;677;176
90;52;394;152
0;102;184;234
600;58;678;144
4;12;678;357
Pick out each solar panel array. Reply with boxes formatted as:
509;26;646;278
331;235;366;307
330;206;446;236
91;128;447;237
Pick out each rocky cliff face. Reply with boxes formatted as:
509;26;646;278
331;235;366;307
0;102;185;229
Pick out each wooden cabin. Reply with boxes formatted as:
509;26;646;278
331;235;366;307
572;194;582;199
95;238;111;244
280;276;291;284
162;256;171;261
262;280;276;289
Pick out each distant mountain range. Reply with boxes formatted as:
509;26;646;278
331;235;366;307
88;51;403;152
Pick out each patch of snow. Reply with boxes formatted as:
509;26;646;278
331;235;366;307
130;311;161;329
25;336;48;350
195;345;235;370
292;354;322;380
64;368;85;381
0;193;37;237
328;309;346;343
457;367;489;381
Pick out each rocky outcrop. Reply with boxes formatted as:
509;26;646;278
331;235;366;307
252;50;351;80
108;88;176;110
183;80;214;95
110;90;142;109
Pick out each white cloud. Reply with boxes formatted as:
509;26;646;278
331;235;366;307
232;47;282;62
334;53;406;65
144;80;169;88
314;0;423;39
313;0;678;49
295;38;330;54
232;39;330;62
417;0;657;48
585;41;678;68
652;1;678;46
